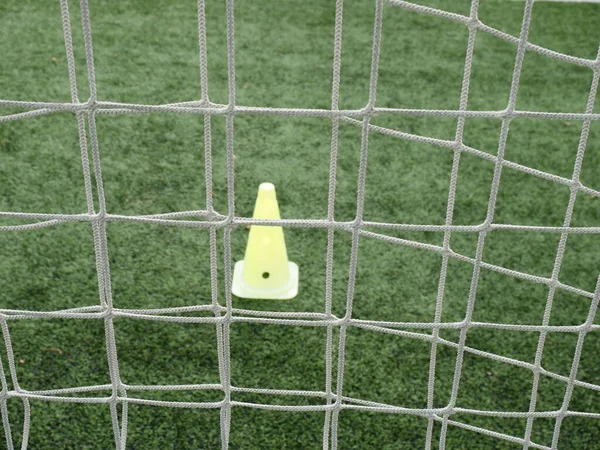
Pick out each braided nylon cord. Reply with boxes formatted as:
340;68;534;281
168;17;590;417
1;0;600;449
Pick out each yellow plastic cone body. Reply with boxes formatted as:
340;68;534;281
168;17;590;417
232;183;298;299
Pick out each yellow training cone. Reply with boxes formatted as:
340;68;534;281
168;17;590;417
232;183;298;299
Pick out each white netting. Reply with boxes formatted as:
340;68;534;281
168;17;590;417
1;0;600;449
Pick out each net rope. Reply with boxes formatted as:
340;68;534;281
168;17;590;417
1;0;600;449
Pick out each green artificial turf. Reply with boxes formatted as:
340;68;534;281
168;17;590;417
2;0;600;448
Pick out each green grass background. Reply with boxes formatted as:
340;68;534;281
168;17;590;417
2;0;600;448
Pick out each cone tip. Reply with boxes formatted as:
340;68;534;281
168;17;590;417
259;182;275;191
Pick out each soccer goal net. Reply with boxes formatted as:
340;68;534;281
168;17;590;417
1;0;600;448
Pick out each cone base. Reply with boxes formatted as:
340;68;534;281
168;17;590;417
232;261;299;300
